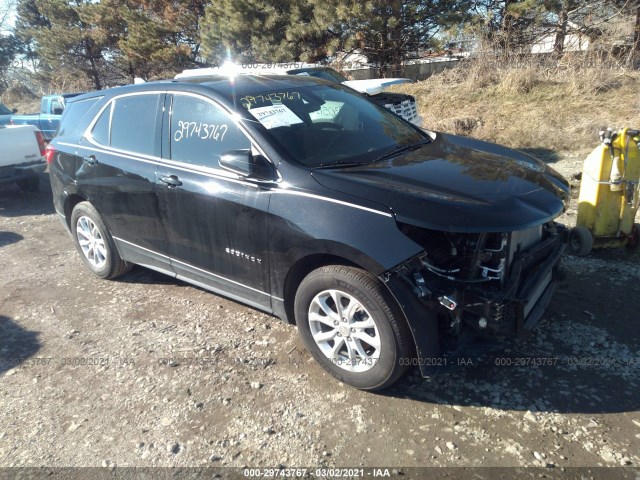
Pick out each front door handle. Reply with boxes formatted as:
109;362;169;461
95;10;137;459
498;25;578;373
159;175;182;187
83;155;97;165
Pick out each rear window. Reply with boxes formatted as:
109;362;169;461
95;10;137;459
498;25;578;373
58;97;102;137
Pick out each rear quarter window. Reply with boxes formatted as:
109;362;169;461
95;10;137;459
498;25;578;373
58;97;102;137
90;103;111;146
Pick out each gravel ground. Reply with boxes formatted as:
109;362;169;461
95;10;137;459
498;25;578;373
1;157;639;474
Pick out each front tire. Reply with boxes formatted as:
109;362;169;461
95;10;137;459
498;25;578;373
294;265;413;390
70;201;131;279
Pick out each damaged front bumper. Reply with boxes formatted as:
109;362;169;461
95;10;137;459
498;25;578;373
381;223;567;376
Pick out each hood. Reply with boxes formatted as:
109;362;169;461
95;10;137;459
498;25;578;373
342;78;412;95
312;133;570;232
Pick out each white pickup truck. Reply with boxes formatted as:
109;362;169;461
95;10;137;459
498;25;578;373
0;125;47;191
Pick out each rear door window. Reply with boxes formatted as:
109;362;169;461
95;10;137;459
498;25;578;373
169;94;251;168
88;94;161;156
110;94;162;156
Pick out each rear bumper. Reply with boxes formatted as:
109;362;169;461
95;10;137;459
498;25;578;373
0;161;46;184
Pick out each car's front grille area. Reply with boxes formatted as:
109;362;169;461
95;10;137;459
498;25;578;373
384;99;419;124
465;226;563;336
507;229;559;290
508;226;543;266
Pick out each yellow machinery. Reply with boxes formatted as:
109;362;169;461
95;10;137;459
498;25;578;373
570;128;640;256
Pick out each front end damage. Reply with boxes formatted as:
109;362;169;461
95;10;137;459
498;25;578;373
381;221;567;376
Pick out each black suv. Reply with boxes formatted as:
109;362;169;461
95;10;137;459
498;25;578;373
48;75;570;390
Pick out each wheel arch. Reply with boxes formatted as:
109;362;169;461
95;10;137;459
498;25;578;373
282;248;443;374
282;253;360;325
63;193;87;230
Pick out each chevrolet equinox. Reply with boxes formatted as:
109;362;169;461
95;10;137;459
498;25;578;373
48;75;570;390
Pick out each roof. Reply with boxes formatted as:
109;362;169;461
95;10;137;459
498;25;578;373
67;75;334;105
175;63;321;78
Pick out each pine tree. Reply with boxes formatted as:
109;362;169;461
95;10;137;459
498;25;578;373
15;0;111;90
315;0;472;75
201;0;472;74
200;0;333;65
106;0;207;81
0;35;19;90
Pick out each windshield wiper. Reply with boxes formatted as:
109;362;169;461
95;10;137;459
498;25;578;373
312;138;431;169
313;161;371;169
373;139;431;163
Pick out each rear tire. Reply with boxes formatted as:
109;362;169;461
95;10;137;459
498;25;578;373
70;201;131;279
16;175;40;192
569;226;593;256
294;265;413;390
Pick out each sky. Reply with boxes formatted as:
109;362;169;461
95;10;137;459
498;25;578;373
0;0;16;35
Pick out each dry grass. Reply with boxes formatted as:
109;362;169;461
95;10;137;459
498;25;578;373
392;54;640;157
1;70;96;114
0;84;40;114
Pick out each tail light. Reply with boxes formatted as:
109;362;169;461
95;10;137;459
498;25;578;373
35;130;46;157
45;144;56;165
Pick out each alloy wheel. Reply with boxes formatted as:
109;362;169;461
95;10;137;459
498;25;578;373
307;289;381;372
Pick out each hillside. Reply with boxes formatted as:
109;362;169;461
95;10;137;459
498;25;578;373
392;58;640;160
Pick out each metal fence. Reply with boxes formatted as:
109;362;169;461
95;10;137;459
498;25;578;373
343;58;461;81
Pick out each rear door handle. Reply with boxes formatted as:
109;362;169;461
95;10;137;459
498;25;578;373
159;175;182;187
83;155;97;165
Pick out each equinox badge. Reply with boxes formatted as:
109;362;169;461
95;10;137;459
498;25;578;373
225;247;262;264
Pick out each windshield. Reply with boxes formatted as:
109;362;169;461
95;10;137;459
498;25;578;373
237;84;428;168
0;104;12;115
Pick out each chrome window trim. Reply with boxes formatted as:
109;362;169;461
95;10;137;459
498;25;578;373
79;89;281;184
84;90;165;155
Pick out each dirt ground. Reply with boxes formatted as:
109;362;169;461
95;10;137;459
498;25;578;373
1;155;639;475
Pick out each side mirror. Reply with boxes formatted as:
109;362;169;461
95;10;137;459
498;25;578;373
219;150;276;181
12;108;17;113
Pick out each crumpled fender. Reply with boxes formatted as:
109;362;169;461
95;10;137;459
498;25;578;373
382;272;442;377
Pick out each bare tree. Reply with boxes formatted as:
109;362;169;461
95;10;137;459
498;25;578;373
0;0;16;32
